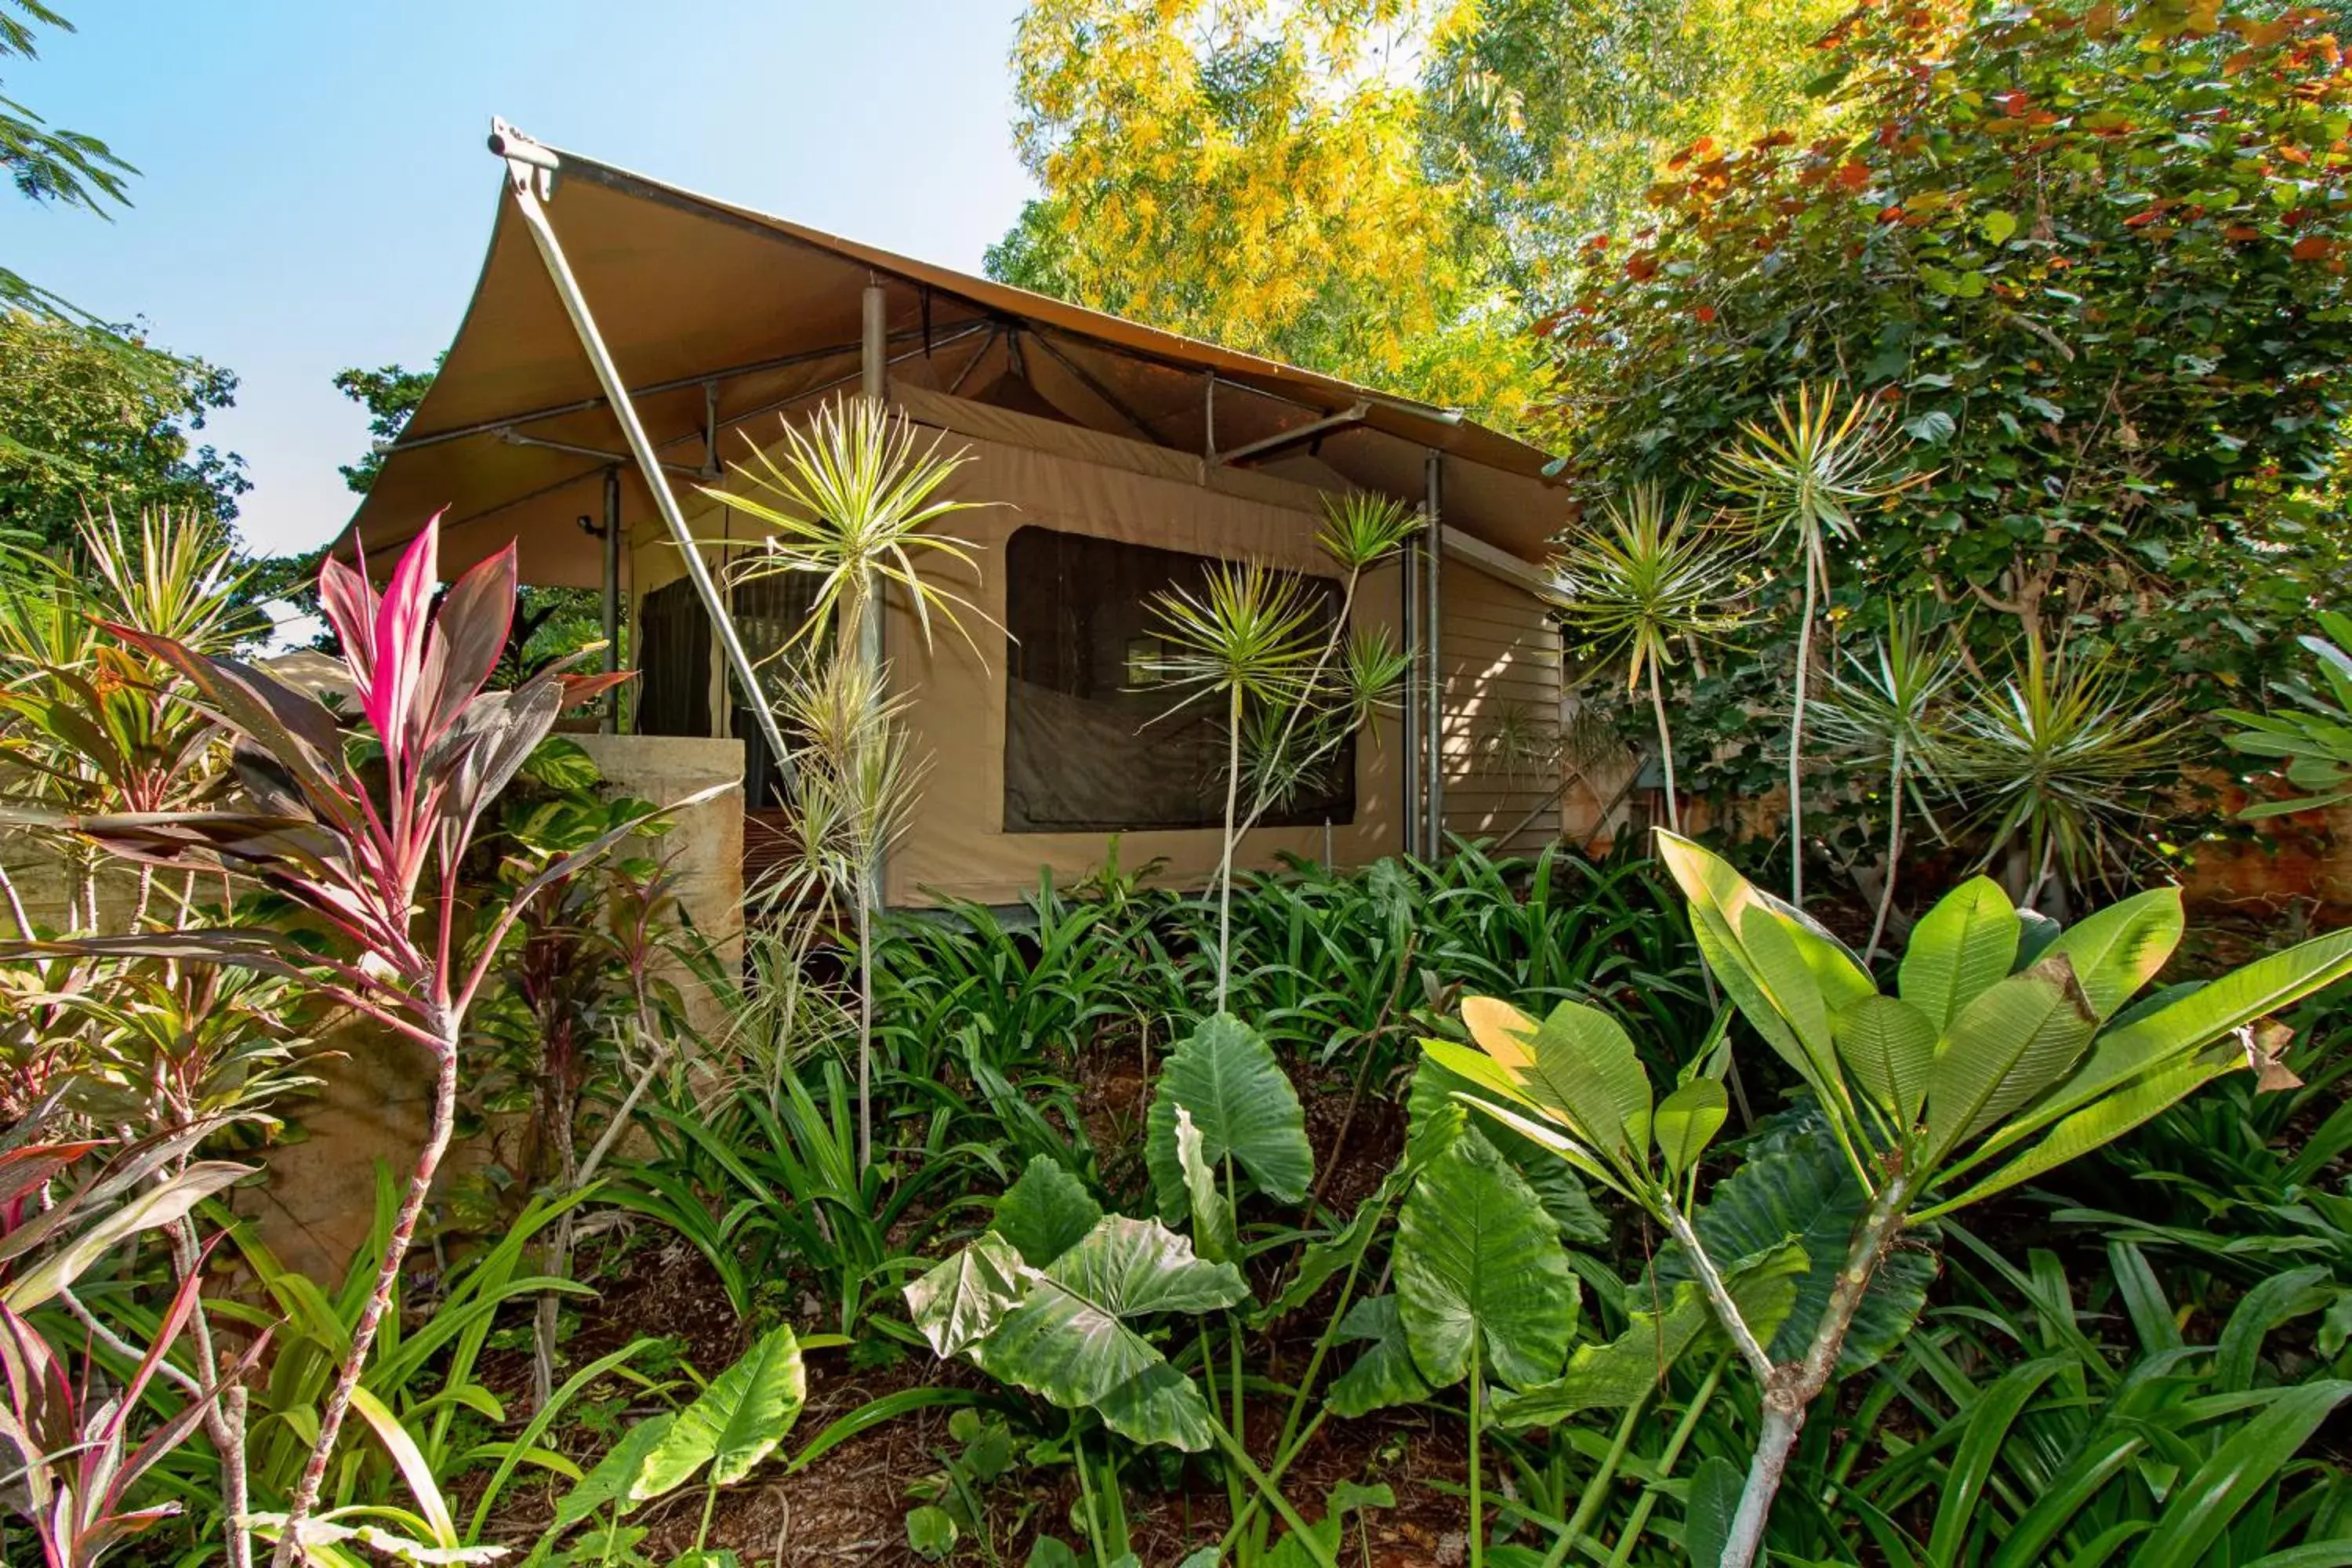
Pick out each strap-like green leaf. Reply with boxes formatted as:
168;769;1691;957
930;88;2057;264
1899;877;2019;1033
1395;1130;1576;1390
1145;1014;1312;1225
2041;887;2183;1021
2128;1381;2352;1565
993;1156;1102;1268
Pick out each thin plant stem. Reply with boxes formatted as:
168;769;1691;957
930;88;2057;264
1788;545;1820;906
1864;740;1906;967
1540;1392;1650;1568
1215;685;1243;1014
1646;655;1679;834
1209;1421;1337;1568
272;1028;459;1568
1468;1339;1485;1568
1604;1356;1728;1568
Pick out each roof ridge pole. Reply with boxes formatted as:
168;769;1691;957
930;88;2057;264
487;117;794;795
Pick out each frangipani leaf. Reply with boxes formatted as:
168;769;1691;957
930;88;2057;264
1396;1128;1576;1390
1406;1056;1610;1246
2040;887;2182;1021
1923;957;2098;1163
1462;995;1653;1171
1653;1079;1729;1178
1832;994;1936;1127
1145;1014;1312;1225
1898;877;2020;1033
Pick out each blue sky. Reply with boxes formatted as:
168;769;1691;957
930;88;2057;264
9;0;1037;557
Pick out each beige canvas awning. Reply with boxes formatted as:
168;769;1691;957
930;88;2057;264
341;140;1570;583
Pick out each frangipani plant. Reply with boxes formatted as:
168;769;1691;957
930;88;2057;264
1430;829;2352;1568
0;515;670;1568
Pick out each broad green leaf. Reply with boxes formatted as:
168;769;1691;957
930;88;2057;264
641;1325;805;1494
2037;926;2352;1134
1408;1057;1610;1246
1923;957;2098;1163
906;1504;959;1559
1488;1280;1712;1428
1461;995;1652;1171
553;1414;676;1526
904;1232;1026;1359
1833;994;1937;1127
1657;831;1824;1078
1684;1456;1744;1568
994;1156;1102;1268
2129;1381;2352;1565
1396;1129;1576;1390
1494;1247;1806;1430
1899;877;2020;1034
1146;1014;1312;1225
1657;1116;1933;1374
1653;1079;1729;1178
1326;1294;1435;1417
1173;1106;1236;1265
970;1215;1247;1451
1918;1044;2242;1220
2041;888;2183;1020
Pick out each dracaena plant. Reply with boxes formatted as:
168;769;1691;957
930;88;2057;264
0;514;653;1567
1430;829;2352;1568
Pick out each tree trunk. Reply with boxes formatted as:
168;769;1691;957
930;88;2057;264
272;1030;459;1567
1864;744;1905;967
1647;657;1680;834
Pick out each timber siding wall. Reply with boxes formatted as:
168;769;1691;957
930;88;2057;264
1440;564;1563;856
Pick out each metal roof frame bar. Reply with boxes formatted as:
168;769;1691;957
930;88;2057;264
488;116;797;793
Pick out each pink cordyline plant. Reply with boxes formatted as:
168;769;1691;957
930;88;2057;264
2;514;654;1565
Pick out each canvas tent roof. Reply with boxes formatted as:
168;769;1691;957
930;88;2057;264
342;136;1570;584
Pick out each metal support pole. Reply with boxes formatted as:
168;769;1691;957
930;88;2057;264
1401;514;1421;860
489;118;793;790
1425;451;1445;858
601;468;620;735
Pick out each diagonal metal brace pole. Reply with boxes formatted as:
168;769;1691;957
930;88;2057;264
488;116;795;794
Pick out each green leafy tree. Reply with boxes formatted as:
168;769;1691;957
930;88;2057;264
1;1;133;321
332;360;437;494
1549;1;2352;856
0;309;247;551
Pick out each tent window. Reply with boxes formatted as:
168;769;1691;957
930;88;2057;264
636;579;710;741
631;572;821;809
1003;525;1356;833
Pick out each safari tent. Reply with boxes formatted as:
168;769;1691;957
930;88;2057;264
343;122;1570;908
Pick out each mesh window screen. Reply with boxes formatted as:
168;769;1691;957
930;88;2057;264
1003;525;1355;833
631;570;822;810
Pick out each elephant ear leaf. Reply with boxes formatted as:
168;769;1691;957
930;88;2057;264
1325;1294;1435;1418
1174;1106;1237;1265
905;1232;1028;1359
1146;1014;1312;1223
1656;1117;1933;1375
554;1413;677;1526
995;1156;1102;1268
970;1216;1247;1452
1395;1128;1576;1392
639;1325;806;1496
